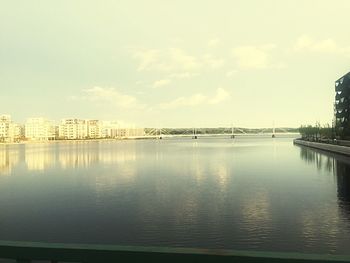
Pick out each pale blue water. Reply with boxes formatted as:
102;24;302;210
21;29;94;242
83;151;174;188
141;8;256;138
0;136;349;254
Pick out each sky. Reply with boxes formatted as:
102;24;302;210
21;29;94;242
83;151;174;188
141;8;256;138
1;0;350;128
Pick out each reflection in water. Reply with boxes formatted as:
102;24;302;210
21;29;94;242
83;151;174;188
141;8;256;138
336;162;350;219
1;142;138;172
25;145;56;171
214;164;229;191
299;146;335;173
0;146;20;175
298;145;350;221
241;190;272;245
58;143;99;169
2;138;350;254
300;204;340;252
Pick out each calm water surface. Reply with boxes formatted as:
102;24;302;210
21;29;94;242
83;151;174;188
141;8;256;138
0;136;350;254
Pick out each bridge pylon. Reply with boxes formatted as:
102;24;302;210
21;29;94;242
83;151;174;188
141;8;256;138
192;127;198;139
231;124;235;139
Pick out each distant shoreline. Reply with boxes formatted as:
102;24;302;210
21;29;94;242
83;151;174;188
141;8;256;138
0;138;126;146
0;133;300;146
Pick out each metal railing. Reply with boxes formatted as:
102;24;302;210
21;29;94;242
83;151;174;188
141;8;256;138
1;240;350;263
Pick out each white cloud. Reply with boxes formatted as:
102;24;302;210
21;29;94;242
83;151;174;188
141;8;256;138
132;47;202;72
168;72;199;79
135;80;146;85
209;88;230;104
226;69;238;77
153;79;171;89
293;35;350;56
232;46;271;70
169;48;202;71
203;54;225;69
231;44;282;70
77;87;145;109
132;49;160;71
208;38;221;47
132;48;225;74
160;88;230;109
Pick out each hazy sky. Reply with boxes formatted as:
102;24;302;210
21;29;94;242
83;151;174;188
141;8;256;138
1;0;350;127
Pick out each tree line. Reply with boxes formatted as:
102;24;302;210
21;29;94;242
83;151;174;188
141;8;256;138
298;123;334;141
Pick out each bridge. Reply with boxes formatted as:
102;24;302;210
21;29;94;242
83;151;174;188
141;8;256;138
126;127;299;140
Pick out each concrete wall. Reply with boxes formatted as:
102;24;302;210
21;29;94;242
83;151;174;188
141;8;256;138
294;139;350;156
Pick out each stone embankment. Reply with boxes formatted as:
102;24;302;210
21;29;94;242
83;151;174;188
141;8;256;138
294;138;350;156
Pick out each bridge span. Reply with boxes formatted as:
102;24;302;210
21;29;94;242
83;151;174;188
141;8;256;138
125;132;299;140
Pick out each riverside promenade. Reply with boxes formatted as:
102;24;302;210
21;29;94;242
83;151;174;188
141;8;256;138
294;139;350;156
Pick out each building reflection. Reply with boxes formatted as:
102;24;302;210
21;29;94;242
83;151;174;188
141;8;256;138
57;143;99;169
297;145;350;220
98;148;136;164
211;163;229;192
335;161;350;219
25;145;56;171
23;142;139;171
0;146;20;175
57;142;137;169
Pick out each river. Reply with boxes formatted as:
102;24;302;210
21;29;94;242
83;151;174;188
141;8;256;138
0;136;349;254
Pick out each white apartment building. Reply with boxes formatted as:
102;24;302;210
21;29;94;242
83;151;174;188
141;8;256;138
0;115;22;142
101;121;120;138
58;119;88;140
10;124;23;141
101;121;144;138
25;118;56;141
87;120;102;139
0;115;12;142
118;127;145;137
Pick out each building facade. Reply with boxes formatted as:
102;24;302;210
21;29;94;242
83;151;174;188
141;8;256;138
58;119;88;140
101;121;145;138
0;115;12;142
25;118;56;141
335;72;350;138
0;115;23;142
101;121;120;138
117;127;145;137
87;120;102;139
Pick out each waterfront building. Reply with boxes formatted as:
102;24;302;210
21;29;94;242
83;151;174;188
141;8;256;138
0;115;12;142
25;118;56;141
10;123;23;141
335;72;350;138
101;121;145;138
87;120;102;139
118;127;145;137
101;121;120;138
58;119;88;140
0;115;23;142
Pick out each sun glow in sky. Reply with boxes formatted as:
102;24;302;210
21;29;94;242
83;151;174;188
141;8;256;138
1;0;350;127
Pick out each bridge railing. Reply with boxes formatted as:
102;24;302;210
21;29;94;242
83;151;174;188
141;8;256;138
1;240;350;263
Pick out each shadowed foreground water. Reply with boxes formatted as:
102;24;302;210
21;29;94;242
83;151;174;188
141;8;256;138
0;136;350;254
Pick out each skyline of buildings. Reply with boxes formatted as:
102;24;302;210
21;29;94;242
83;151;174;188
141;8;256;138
0;114;145;142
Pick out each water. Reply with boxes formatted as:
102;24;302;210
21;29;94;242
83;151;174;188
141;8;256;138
0;136;350;254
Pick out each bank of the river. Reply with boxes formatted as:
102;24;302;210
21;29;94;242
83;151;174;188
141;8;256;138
0;138;127;146
294;138;350;156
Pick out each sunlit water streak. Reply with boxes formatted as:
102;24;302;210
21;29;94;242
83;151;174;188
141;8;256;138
0;136;349;254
